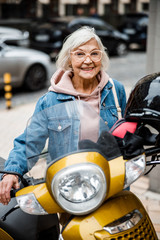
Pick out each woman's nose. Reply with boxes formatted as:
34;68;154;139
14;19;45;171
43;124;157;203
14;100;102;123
84;55;92;63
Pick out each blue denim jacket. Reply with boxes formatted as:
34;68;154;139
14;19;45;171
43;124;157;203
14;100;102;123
4;79;126;176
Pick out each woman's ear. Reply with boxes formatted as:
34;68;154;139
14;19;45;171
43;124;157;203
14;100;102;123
68;59;72;65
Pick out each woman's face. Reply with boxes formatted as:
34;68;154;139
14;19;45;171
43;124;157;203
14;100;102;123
70;38;102;82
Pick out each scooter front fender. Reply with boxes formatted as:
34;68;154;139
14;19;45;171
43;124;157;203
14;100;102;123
62;190;158;240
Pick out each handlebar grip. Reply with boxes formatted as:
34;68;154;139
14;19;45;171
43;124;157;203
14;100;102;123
10;188;18;198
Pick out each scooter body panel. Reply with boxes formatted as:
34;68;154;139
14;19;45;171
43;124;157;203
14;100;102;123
0;228;13;240
62;190;158;240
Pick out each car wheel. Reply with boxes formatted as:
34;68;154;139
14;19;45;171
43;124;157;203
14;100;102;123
24;64;47;91
115;42;128;56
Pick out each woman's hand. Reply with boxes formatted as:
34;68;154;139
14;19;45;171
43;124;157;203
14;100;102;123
0;174;20;205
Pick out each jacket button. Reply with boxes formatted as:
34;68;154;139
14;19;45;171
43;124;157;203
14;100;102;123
105;121;108;125
103;103;106;107
58;125;62;130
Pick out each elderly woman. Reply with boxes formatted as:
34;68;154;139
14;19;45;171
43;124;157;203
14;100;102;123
0;26;126;205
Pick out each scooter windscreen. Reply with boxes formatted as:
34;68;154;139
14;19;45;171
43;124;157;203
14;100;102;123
25;100;120;184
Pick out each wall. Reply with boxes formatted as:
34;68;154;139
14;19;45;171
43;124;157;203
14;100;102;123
146;0;160;193
146;0;160;74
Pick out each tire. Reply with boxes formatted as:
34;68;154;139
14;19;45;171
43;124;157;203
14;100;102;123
24;64;47;91
115;42;128;56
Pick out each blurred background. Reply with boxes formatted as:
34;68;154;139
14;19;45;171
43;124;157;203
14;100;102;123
0;0;150;24
0;0;150;92
0;0;149;55
0;0;149;23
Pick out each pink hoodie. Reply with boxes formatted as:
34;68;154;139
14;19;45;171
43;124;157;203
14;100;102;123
48;69;110;141
49;69;109;114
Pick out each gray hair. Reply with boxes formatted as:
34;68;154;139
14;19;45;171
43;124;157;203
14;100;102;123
56;26;109;71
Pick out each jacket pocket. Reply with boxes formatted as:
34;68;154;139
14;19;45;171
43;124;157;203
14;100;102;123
48;118;78;160
48;119;72;132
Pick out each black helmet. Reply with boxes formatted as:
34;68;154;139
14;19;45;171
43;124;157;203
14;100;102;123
125;72;160;131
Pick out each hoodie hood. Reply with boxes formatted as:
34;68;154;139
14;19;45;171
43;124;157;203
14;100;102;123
49;69;109;113
48;69;109;96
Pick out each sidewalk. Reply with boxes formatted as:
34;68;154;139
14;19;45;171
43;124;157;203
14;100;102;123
0;102;160;238
131;177;160;239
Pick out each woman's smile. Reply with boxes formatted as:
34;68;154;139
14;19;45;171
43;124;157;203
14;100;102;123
81;66;95;71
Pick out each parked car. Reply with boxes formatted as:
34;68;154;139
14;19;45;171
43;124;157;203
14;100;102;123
29;17;129;59
0;26;29;47
29;18;71;60
0;41;52;91
118;13;148;50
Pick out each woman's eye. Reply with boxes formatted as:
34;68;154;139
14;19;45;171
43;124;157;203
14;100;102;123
76;52;85;56
91;51;98;56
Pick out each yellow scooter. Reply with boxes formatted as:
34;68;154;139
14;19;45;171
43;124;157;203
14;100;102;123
0;98;159;240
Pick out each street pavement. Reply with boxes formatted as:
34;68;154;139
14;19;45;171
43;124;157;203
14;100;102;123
0;51;160;238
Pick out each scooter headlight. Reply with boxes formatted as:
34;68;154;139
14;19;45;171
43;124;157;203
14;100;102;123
124;154;146;189
51;163;107;215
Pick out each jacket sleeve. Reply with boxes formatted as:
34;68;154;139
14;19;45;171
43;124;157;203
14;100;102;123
4;95;48;176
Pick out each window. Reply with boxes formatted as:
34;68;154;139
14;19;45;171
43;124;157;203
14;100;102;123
142;3;149;11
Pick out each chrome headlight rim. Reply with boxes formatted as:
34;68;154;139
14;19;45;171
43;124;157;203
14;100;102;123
51;163;107;215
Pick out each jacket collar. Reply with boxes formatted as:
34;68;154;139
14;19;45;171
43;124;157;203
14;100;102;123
57;93;75;101
100;80;113;105
56;80;113;104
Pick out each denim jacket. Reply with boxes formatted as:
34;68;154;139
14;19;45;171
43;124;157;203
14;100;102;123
4;79;126;176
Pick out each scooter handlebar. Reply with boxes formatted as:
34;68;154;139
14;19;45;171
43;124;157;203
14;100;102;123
145;146;160;157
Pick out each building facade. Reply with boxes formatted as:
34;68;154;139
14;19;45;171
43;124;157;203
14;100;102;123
58;0;149;16
0;0;149;20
